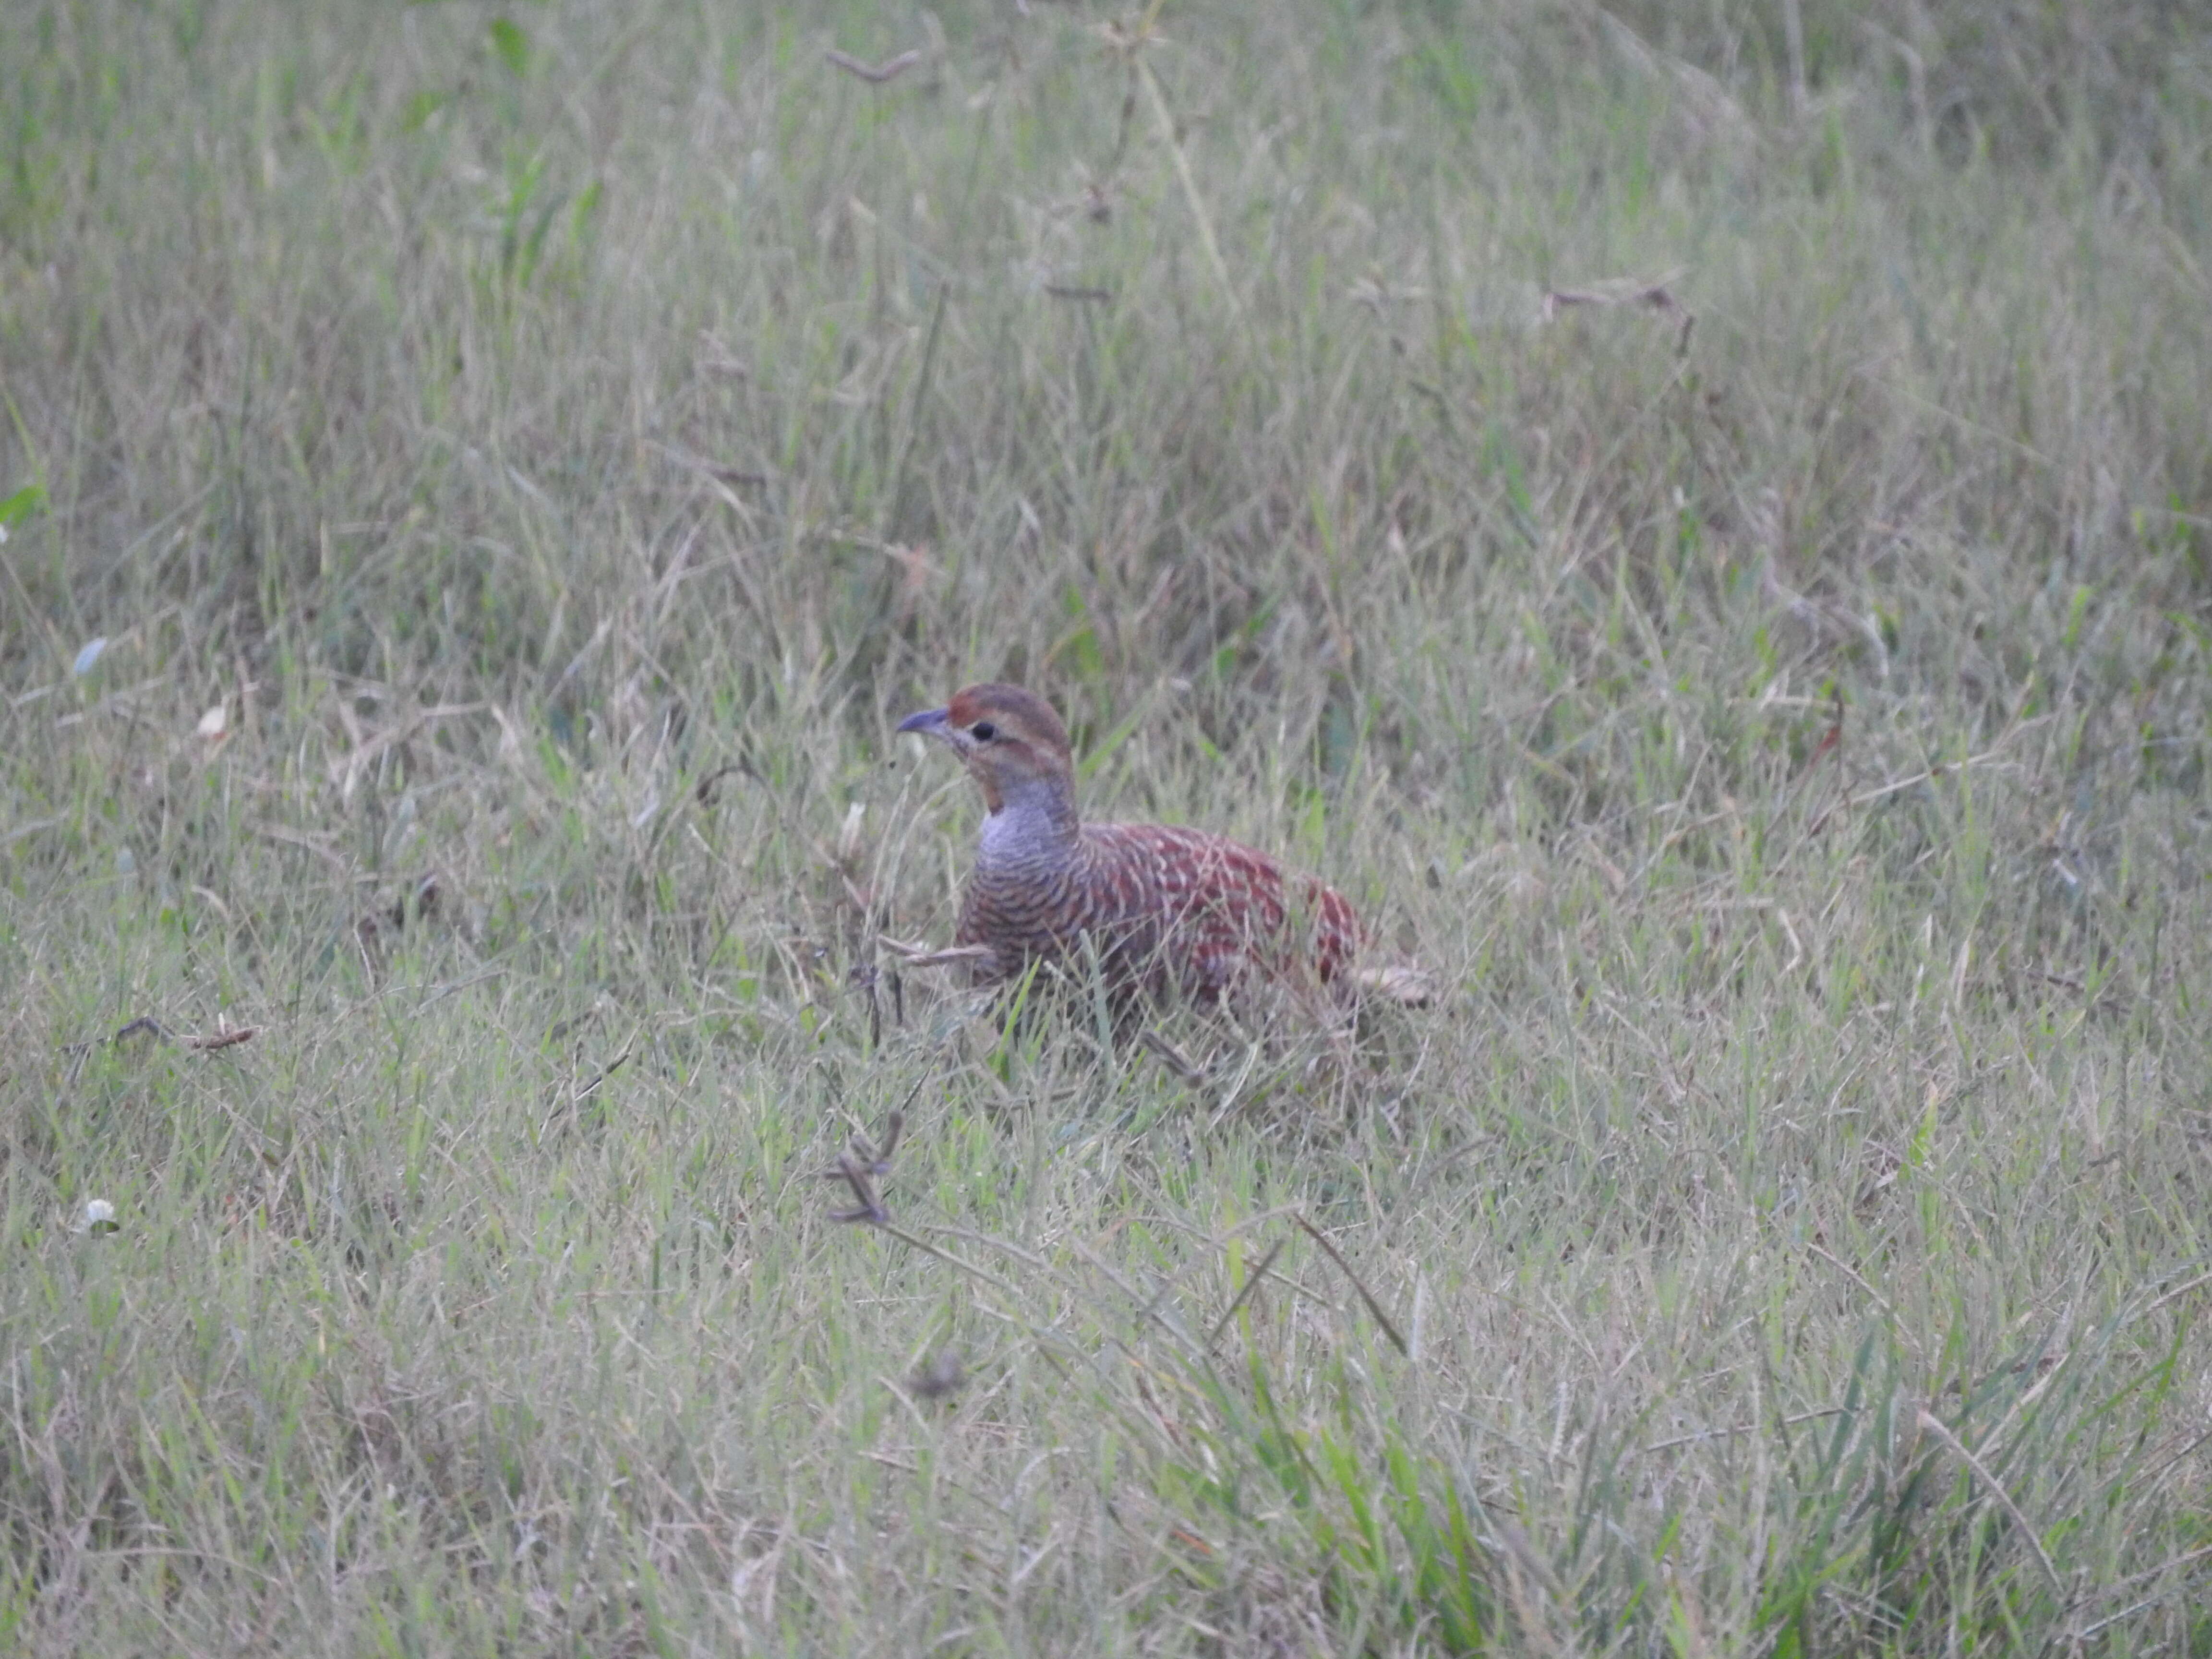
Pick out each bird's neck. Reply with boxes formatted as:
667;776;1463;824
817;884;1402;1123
976;769;1082;873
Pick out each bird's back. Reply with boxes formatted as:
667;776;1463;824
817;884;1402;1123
956;817;1360;1003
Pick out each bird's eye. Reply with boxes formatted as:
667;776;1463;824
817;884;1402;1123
971;721;998;743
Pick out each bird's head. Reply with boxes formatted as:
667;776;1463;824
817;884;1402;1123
897;682;1074;814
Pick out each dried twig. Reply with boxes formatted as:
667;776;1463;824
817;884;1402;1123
572;1045;633;1106
1352;962;1435;1007
185;1026;260;1052
878;934;998;974
540;1043;633;1138
1542;277;1695;355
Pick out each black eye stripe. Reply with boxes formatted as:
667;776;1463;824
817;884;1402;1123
971;721;998;742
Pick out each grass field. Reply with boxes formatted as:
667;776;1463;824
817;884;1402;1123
3;0;2210;1651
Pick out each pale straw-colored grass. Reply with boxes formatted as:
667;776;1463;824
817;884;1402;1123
2;1;2208;1650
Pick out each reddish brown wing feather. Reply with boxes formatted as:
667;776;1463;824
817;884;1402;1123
1089;823;1359;993
957;818;1360;1002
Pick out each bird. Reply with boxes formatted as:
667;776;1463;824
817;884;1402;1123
895;682;1389;1010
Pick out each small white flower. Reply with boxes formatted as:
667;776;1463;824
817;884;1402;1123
77;1199;119;1235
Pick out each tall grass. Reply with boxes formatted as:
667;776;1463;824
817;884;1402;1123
2;0;2208;1651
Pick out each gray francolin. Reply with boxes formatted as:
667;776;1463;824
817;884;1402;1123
897;683;1414;1010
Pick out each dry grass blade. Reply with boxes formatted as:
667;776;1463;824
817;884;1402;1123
1135;58;1241;324
869;1106;904;1169
1294;1213;1407;1355
825;48;920;84
2136;1270;2212;1321
1205;1238;1286;1351
1;0;2205;1648
1138;1029;1209;1085
1844;718;2054;809
1914;1407;2068;1608
1637;1407;1851;1456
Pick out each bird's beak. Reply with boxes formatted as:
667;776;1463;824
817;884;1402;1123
897;706;951;740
